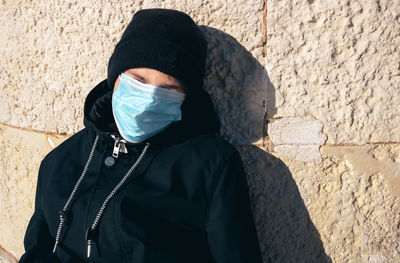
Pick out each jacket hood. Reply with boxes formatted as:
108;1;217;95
83;79;220;150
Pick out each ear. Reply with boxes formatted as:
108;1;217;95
113;75;121;93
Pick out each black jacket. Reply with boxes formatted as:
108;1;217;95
19;79;263;263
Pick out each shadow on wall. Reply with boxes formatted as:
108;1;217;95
237;145;331;263
200;26;331;263
200;26;277;145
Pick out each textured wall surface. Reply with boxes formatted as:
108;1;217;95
0;124;68;257
1;0;399;262
265;0;400;145
237;143;400;262
0;245;17;263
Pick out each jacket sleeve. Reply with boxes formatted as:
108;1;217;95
206;149;263;263
18;159;57;263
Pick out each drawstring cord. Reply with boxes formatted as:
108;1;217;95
53;135;99;253
86;141;150;258
52;134;150;259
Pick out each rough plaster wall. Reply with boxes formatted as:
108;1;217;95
0;245;17;263
1;0;399;262
0;124;68;258
265;0;400;145
237;143;400;262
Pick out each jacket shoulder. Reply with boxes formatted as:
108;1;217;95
169;134;242;179
40;128;89;167
183;134;239;159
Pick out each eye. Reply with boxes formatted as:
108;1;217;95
162;86;185;93
134;77;146;83
125;73;146;83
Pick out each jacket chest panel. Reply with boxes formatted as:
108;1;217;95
43;147;140;260
42;153;102;236
40;135;216;262
113;162;210;257
115;187;209;260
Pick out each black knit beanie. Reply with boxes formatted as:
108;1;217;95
107;8;207;94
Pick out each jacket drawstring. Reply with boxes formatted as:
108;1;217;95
85;140;150;258
52;135;99;254
52;134;150;259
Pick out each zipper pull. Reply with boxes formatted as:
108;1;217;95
112;136;121;158
111;135;128;158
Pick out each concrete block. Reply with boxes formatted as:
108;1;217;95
274;144;322;163
268;116;327;145
267;116;327;162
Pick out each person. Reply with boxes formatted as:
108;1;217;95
19;8;263;263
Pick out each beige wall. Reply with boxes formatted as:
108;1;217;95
0;0;399;262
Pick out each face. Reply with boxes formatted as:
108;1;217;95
113;67;185;94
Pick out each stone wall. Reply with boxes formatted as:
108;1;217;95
0;0;399;262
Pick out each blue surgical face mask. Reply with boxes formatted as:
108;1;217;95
112;73;185;143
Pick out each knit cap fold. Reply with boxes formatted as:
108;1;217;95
107;8;208;95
